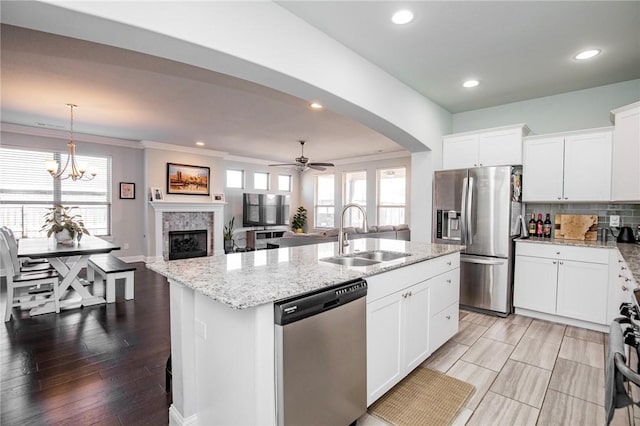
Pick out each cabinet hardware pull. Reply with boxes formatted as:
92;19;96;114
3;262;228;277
447;261;452;266
446;315;451;319
625;278;632;282
621;266;627;270
408;291;412;297
556;252;560;255
564;197;568;200
553;261;557;264
623;286;629;291
619;260;624;263
557;197;562;200
446;279;452;283
559;261;564;265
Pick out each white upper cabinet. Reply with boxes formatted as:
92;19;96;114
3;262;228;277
442;124;529;170
523;128;613;202
611;102;640;202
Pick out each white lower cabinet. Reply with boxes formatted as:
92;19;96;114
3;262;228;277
514;242;612;326
366;253;460;406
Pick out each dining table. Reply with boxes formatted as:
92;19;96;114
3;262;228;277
17;236;120;314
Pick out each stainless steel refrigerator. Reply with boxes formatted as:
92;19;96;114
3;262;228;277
432;166;521;316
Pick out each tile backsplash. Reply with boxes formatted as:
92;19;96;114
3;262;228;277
525;203;640;235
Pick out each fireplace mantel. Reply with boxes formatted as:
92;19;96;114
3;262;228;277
149;201;225;261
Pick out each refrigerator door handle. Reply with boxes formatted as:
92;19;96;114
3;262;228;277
460;177;468;245
466;177;474;245
461;257;506;266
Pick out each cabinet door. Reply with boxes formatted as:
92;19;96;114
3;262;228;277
402;281;430;372
514;255;558;314
478;127;523;167
612;105;640;201
563;131;612;201
556;260;609;324
442;134;479;170
523;137;565;201
366;292;403;405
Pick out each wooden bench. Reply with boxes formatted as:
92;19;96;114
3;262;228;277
87;254;136;303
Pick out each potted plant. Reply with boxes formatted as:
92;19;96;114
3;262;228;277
291;206;307;233
223;216;235;253
41;205;90;245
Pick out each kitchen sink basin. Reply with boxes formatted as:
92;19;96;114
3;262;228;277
321;256;381;267
352;250;411;262
321;250;411;267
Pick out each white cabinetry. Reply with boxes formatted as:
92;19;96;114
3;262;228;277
365;253;459;405
611;102;640;202
514;242;611;327
523;128;613;202
442;124;529;170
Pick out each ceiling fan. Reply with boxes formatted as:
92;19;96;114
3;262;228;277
269;140;335;172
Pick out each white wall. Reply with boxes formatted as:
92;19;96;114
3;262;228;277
1;129;145;260
300;154;412;229
452;80;640;134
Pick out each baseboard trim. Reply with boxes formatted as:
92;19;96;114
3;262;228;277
169;405;198;426
514;307;609;333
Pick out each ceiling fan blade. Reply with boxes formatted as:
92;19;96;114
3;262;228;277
307;165;327;171
268;163;299;167
308;162;335;167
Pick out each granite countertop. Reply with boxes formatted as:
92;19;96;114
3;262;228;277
147;238;463;310
517;237;640;282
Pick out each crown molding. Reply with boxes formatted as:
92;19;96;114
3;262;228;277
141;140;227;157
330;150;410;165
223;154;273;165
0;122;143;149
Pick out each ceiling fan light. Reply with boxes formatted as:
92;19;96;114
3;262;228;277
463;80;479;88
391;10;413;25
310;102;323;109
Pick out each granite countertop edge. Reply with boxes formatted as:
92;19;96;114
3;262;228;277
146;239;464;310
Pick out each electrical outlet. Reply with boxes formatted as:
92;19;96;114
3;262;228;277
123;243;130;250
610;215;620;227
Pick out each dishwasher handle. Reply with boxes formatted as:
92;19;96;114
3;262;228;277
274;278;367;325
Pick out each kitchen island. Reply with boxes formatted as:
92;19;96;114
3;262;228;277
147;238;462;426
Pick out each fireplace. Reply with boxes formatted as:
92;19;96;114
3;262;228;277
169;230;208;260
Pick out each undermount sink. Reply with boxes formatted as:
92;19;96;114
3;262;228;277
321;250;411;267
321;256;381;267
353;250;411;262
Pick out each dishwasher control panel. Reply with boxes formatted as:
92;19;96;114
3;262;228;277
274;278;367;325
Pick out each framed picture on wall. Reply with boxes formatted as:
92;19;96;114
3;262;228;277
120;182;135;199
150;187;164;201
167;163;210;196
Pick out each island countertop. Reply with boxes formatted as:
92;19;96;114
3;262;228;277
146;238;463;309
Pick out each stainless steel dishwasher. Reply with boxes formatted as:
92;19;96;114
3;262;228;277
274;278;367;426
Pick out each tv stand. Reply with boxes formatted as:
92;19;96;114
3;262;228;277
246;230;285;250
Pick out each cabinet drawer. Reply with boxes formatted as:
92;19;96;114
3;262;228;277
516;242;610;264
427;253;460;277
429;269;460;316
429;302;458;353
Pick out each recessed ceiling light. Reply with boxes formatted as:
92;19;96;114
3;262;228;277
391;10;413;25
463;80;479;88
310;102;323;110
574;49;601;60
195;141;205;146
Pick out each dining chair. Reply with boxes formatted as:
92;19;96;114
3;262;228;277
0;227;51;273
0;231;60;321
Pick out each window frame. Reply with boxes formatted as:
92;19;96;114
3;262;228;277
278;174;292;192
226;169;244;189
376;167;407;226
253;171;270;191
343;170;367;227
0;145;112;238
314;173;335;228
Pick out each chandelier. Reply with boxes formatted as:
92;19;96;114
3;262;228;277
45;104;96;181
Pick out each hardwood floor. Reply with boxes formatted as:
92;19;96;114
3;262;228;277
0;263;171;425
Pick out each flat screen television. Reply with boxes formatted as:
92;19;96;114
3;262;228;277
243;193;290;227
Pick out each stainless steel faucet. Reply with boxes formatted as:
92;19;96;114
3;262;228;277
338;203;368;255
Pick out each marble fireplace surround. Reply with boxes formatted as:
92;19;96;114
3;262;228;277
149;202;225;261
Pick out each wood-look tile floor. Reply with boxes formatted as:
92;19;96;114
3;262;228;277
360;309;634;426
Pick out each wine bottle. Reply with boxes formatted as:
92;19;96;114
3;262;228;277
528;213;536;237
543;213;552;238
536;213;544;237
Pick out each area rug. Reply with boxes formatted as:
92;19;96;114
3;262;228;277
368;367;475;426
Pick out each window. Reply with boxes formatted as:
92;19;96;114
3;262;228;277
254;172;269;190
343;171;367;227
314;174;335;227
0;146;112;237
226;169;244;189
377;167;406;226
278;174;291;192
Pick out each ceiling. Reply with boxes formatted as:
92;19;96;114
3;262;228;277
1;2;639;163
